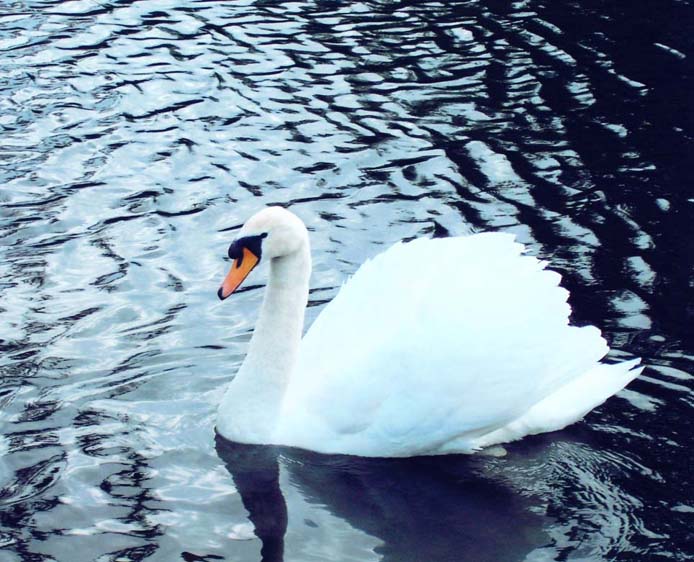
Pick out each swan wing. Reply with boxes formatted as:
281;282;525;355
282;233;621;456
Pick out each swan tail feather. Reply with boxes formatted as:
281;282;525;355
473;358;643;449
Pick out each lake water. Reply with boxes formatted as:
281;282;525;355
0;1;692;561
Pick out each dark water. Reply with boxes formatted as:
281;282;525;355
1;0;692;560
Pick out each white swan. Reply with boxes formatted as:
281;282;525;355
216;207;642;457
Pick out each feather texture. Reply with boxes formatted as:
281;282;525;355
277;233;641;455
217;208;642;457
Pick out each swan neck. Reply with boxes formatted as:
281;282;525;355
252;249;310;361
218;244;310;443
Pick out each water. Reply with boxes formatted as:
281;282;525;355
0;0;692;560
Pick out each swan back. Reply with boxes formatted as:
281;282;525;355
282;233;614;455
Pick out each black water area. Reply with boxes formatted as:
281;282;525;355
0;1;692;561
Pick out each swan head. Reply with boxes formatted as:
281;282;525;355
218;207;308;300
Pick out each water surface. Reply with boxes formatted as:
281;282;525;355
1;1;692;561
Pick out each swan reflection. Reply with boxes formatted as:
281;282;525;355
216;436;546;562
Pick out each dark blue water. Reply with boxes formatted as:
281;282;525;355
1;1;692;560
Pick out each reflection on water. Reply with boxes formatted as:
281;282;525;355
0;0;692;560
216;437;547;562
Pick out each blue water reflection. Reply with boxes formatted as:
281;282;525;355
0;0;691;560
217;437;547;562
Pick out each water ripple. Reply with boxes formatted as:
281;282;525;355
1;0;692;560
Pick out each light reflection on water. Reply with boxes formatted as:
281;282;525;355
0;0;692;561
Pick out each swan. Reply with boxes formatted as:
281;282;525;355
216;206;642;457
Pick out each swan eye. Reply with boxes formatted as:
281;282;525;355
227;240;243;260
227;234;265;261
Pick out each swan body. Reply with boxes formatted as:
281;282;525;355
216;207;642;457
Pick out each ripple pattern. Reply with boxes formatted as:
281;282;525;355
0;1;692;561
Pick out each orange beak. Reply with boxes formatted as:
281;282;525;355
217;247;260;300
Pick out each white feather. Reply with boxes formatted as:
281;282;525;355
218;208;642;457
